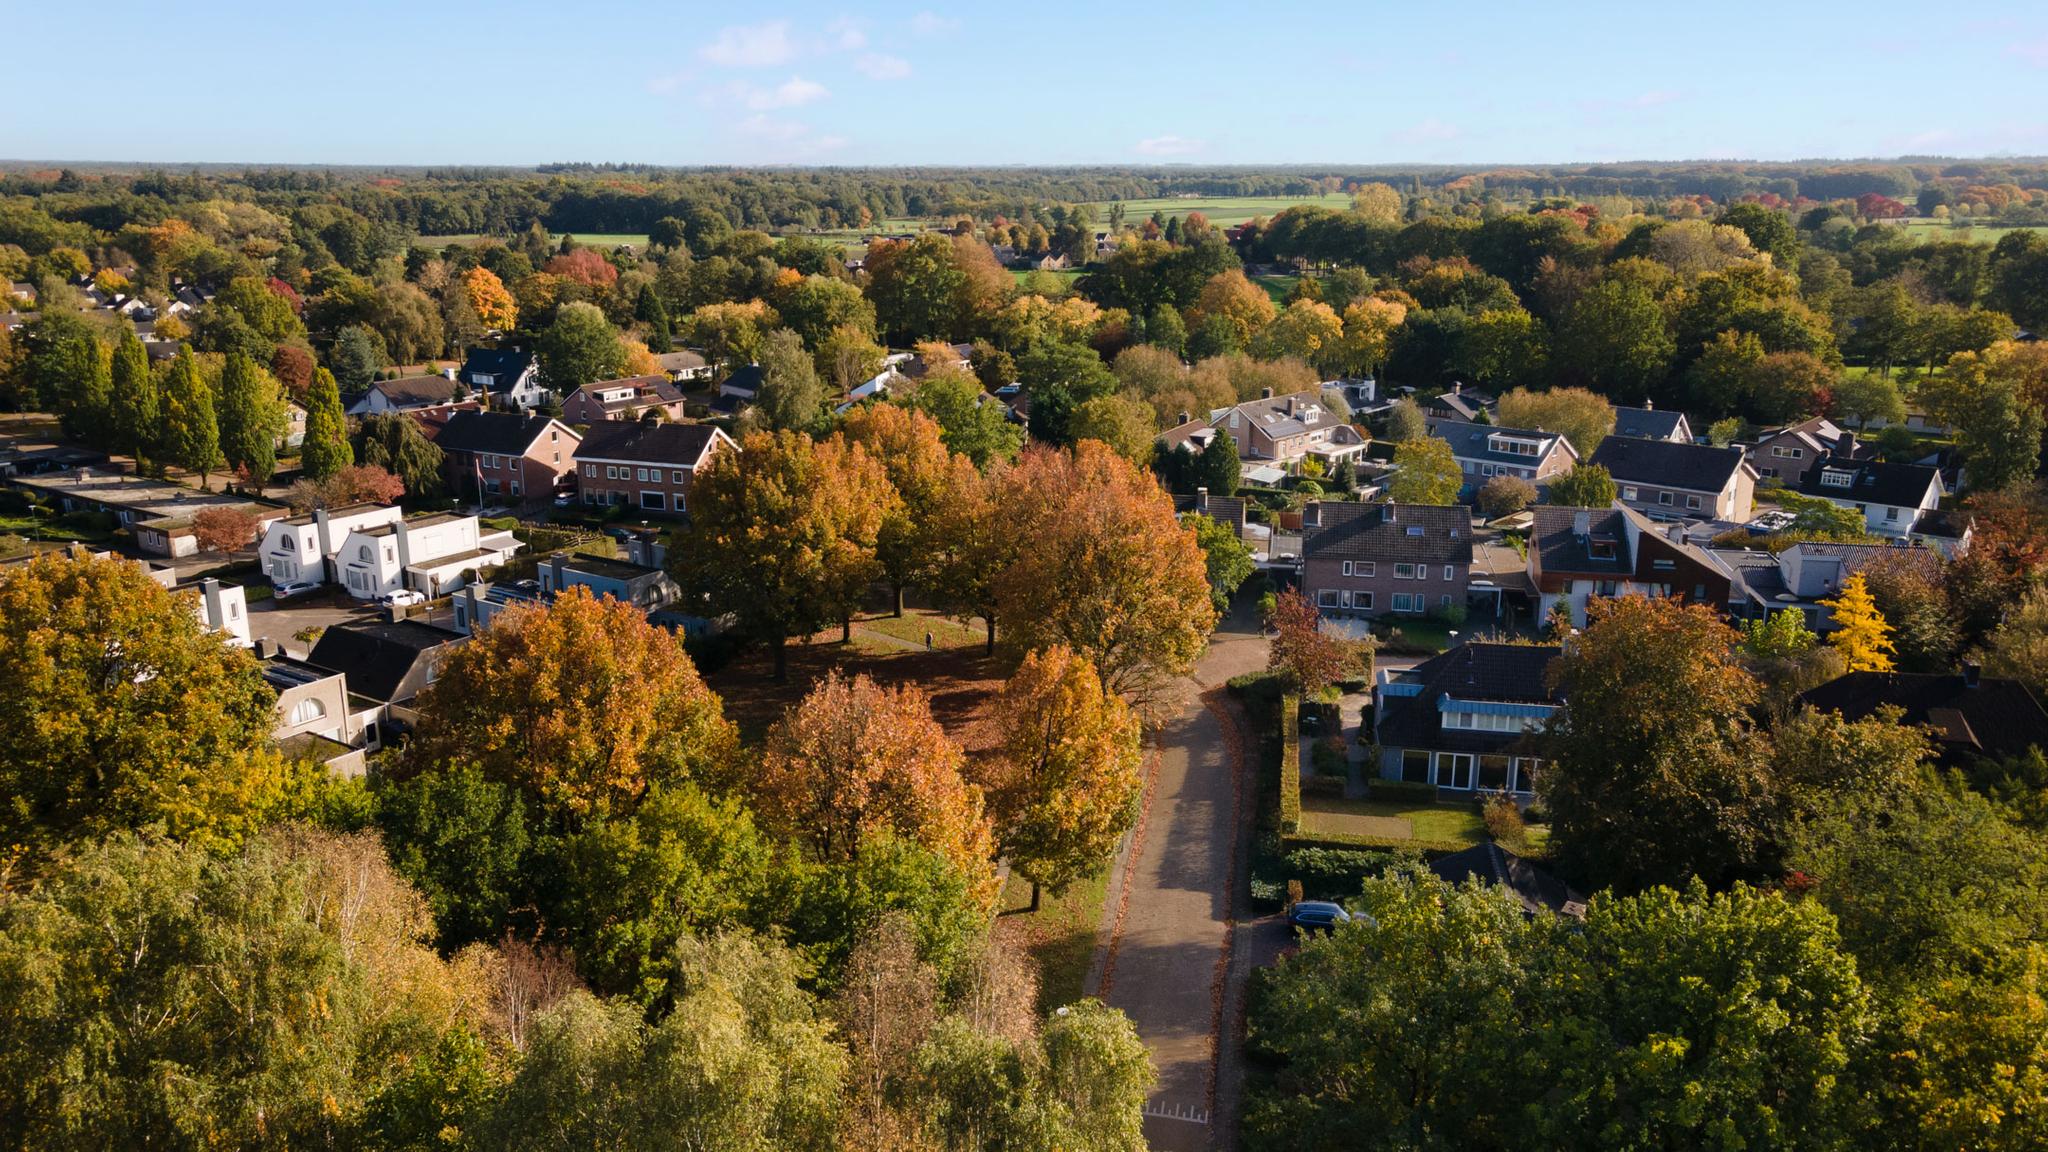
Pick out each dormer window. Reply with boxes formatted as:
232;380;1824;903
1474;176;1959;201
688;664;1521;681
1588;540;1616;560
1821;469;1854;489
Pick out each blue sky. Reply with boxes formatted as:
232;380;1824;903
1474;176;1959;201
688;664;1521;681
6;1;2047;165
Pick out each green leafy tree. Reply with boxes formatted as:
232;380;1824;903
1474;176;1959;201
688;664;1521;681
1182;511;1255;610
1556;278;1675;401
903;368;1025;467
299;366;353;479
1546;463;1617;508
373;760;531;948
1019;338;1115;447
107;327;160;467
161;345;223;487
329;323;388;393
633;281;673;350
1717;202;1802;266
214;350;286;484
537;300;628;391
1386;436;1462;505
1495;386;1614;455
751;326;827;433
357;410;445;498
1744;607;1817;660
23;310;105;432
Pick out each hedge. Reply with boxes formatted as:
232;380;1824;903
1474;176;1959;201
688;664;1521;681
1279;693;1301;835
1369;779;1441;803
1280;830;1472;856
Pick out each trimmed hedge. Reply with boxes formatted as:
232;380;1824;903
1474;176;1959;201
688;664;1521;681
1279;693;1301;835
1369;779;1441;803
1281;830;1472;856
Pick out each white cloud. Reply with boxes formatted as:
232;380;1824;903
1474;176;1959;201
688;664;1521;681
825;17;867;51
744;76;829;110
910;11;959;37
699;20;796;67
855;53;912;80
1135;134;1205;157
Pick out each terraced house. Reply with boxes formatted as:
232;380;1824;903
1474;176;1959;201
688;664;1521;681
1300;501;1472;620
572;422;736;515
1589;437;1756;523
1527;504;1733;629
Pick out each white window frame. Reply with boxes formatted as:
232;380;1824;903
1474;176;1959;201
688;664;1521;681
1685;494;1702;511
1316;588;1339;608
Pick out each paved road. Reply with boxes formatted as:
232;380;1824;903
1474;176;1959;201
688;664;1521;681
1089;598;1266;1151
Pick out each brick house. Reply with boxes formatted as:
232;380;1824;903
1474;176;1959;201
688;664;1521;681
1589;437;1757;523
1214;389;1368;472
560;375;689;424
1300;501;1472;620
1426;418;1578;497
430;410;580;505
1527;504;1734;629
1744;416;1846;480
572;422;736;516
1610;403;1692;443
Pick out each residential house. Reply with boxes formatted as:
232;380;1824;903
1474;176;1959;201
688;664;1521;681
1323;377;1377;410
1034;252;1070;271
1799;667;2048;767
1745;416;1845;481
560;376;688;424
572;421;736;515
1589;437;1756;523
1214;390;1368;480
7;281;33;304
281;401;307;448
657;349;713;383
1372;641;1563;797
431;410;580;505
1527;504;1734;629
6;468;284;558
708;363;765;416
452;531;682;633
259;645;370;775
1428;844;1586;918
1790;453;1945;538
457;347;546;410
1718;539;1941;630
1301;501;1472;620
1426;419;1579;497
333;512;522;599
1423;383;1494;423
259;502;405;590
346;374;466;416
1171;487;1249;537
304;618;466;742
1610;403;1692;443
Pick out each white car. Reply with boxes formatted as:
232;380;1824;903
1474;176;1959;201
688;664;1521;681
273;579;322;599
380;589;427;607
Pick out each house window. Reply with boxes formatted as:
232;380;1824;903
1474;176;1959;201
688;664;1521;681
1394;563;1417;580
1437;752;1474;790
1392;592;1422;613
1316;589;1339;608
1440;594;1452;608
1358;562;1375;577
1353;591;1373;611
1594;580;1620;597
1885;506;1899;522
485;479;501;495
287;698;326;726
1623;486;1639;500
1772;445;1802;459
1657;491;1673;505
357;545;371;562
1401;749;1432;783
583;490;596;504
1652;559;1676;571
641;491;665;511
1443;565;1454;581
1511;757;1539;793
1479;755;1511;792
672;470;687;484
509;481;521;497
1686;494;1702;511
584;464;595;477
1341;561;1352;577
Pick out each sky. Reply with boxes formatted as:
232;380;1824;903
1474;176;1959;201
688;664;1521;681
5;0;2048;166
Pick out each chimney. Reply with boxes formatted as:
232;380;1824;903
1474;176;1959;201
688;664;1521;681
1644;398;1654;411
394;520;413;574
1384;502;1397;523
201;578;224;632
1176;410;1190;426
444;366;457;380
1303;501;1321;528
314;506;333;567
254;637;280;660
1963;661;1981;688
648;537;666;569
386;603;406;624
548;552;567;593
1260;387;1274;400
1195;486;1209;512
1572;510;1591;537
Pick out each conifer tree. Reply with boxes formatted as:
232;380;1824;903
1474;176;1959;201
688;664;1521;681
107;328;159;469
162;346;222;488
300;367;353;480
215;350;284;484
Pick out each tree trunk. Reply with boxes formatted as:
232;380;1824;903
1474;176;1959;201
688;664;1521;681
984;615;996;655
773;637;788;683
1029;881;1041;913
892;582;905;618
841;615;852;644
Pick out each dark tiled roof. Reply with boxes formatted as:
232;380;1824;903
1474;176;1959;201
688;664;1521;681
1427;390;1491;421
1427;419;1571;467
1429;843;1586;918
1529;506;1632;577
459;347;534;389
363;375;459;408
1590;437;1745;493
1302;502;1472;564
574;422;724;468
657;350;708;373
1798;672;2048;763
305;620;464;703
1229;390;1347;439
1792;455;1942;508
433;411;571;457
1375;642;1563;754
1172;492;1248;533
572;376;686;410
1611;405;1688;441
721;363;765;395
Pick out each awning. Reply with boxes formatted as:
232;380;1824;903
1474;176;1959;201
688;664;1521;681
1437;695;1555;718
1243;465;1287;486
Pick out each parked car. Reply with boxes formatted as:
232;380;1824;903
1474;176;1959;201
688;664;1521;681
1287;901;1352;936
273;579;322;599
379;589;426;607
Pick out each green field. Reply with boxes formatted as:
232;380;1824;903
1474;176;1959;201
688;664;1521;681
1892;218;2048;245
417;232;649;249
1085;192;1354;229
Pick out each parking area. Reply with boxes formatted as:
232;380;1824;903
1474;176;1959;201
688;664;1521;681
246;592;381;657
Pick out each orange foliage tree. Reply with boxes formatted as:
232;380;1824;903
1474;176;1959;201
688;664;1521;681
837;405;962;616
754;670;997;900
462;266;518;332
543;248;620;290
406;586;737;820
190;505;262;555
988;645;1142;909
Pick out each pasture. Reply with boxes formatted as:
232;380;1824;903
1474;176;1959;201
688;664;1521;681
1891;218;2048;245
1084;192;1353;228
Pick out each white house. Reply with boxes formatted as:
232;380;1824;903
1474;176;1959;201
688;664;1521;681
1789;455;1945;538
259;502;405;591
334;512;522;599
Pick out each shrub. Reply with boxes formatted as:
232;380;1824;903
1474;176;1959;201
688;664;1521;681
1482;795;1528;852
1284;846;1412;900
1311;736;1348;777
1429;601;1468;628
1279;694;1301;834
1303;774;1348;799
1284;878;1304;908
1369;778;1439;803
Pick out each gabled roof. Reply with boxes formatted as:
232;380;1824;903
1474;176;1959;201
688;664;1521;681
458;347;534;388
574;421;729;469
1302;502;1472;565
721;363;765;396
1427;389;1493;421
305;620;464;703
1792;455;1943;508
1528;503;1726;581
1610;404;1690;442
1157;417;1219;455
1227;390;1347;440
1429;843;1586;918
1376;642;1563;754
432;410;574;457
570;376;685;411
1590;437;1748;493
1172;492;1248;534
657;350;708;373
362;375;460;408
1799;672;2048;763
1427;419;1574;467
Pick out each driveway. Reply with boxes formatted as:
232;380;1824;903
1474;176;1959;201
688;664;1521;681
1088;596;1267;1151
246;592;379;657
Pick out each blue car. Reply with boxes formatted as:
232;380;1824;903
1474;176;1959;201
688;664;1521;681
1287;901;1352;936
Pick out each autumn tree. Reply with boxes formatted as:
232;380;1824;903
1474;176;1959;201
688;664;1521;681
755;671;996;897
300;366;352;479
925;456;1015;654
990;646;1143;909
161;345;223;488
1336;296;1407;378
839;404;958;615
1068;392;1158;465
1821;573;1897;673
284;463;406;512
1546;463;1617;508
675;430;895;680
1188;269;1278;351
997;442;1215;698
1268;587;1372;699
463;265;518;331
1495;386;1615;455
1386;436;1463;505
407;587;738;820
1477;473;1538;519
0;551;296;857
818;322;887;395
190;505;261;554
214;349;286;484
357;411;444;498
1541;595;1772;891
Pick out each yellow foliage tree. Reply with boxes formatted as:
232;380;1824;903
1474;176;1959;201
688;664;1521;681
462;265;518;331
1821;573;1897;673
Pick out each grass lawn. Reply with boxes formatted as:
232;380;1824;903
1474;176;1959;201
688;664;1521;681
1252;272;1300;305
1009;269;1085;287
1378;618;1457;654
1085;193;1353;230
0;512;117;548
1299;795;1486;845
1892;218;2048;244
994;865;1109;1014
858;609;984;652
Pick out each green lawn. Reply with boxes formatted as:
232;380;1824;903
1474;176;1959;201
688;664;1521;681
858;610;983;651
1892;218;2048;245
1009;269;1085;287
1085;193;1354;229
1299;796;1486;846
1252;273;1300;304
997;865;1110;1014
